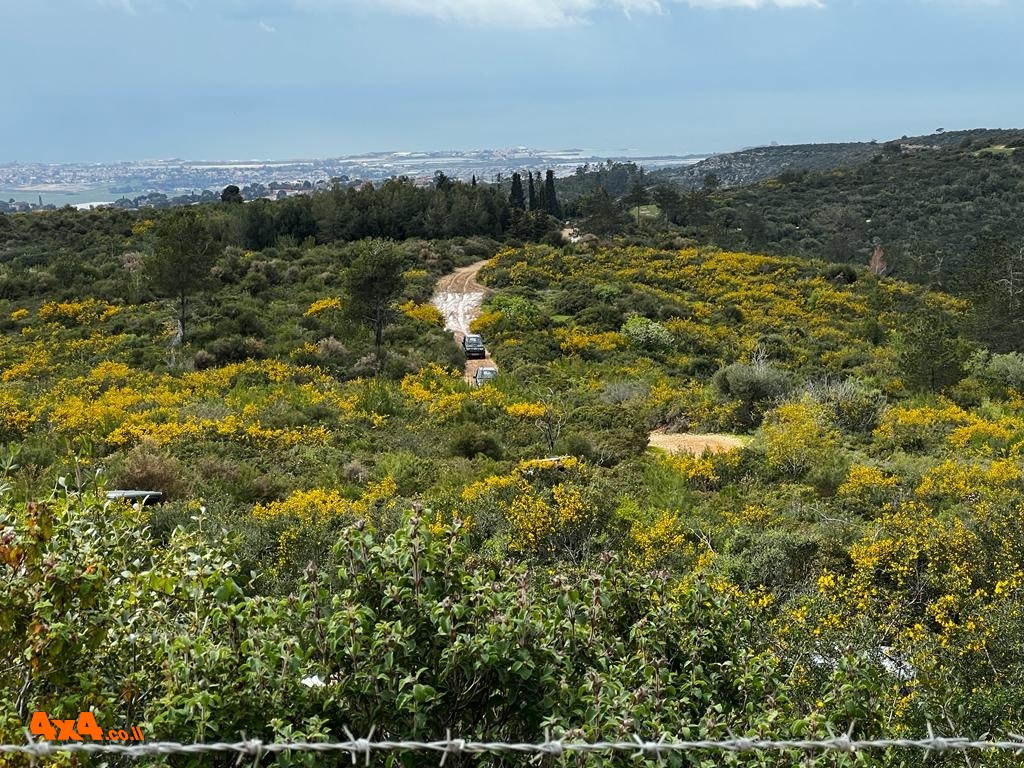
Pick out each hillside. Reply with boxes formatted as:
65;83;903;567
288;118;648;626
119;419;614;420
648;128;1024;190
662;134;1024;353
708;139;1024;265
5;203;1024;758
651;141;881;189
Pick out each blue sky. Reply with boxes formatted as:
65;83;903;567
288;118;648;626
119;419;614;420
1;0;1022;162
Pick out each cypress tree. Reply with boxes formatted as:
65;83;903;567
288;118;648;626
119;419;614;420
509;172;525;210
527;172;537;211
544;169;562;218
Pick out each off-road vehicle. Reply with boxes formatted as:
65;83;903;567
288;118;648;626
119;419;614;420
462;334;486;359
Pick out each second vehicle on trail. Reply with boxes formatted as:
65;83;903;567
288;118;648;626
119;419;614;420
462;333;486;359
473;367;498;386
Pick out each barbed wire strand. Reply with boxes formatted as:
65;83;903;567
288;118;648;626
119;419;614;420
4;732;1024;761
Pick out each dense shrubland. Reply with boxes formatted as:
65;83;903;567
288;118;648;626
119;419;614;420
2;201;1024;764
565;137;1024;358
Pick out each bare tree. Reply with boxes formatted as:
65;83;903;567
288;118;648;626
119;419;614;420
532;387;569;452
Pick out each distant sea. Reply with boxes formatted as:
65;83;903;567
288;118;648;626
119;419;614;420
1;188;120;206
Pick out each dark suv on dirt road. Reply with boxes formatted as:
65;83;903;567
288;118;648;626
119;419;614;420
462;334;486;359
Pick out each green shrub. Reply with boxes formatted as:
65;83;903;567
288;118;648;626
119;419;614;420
712;361;792;427
449;426;503;460
620;314;674;351
824;263;859;285
574;303;624;331
804;378;887;435
110;439;188;500
723;529;823;595
972;350;1024;393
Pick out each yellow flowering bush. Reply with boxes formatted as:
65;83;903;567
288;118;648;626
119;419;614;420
628;509;691;570
873;401;973;451
253;477;402;576
454;457;603;560
38;298;119;326
505;402;547;419
946;417;1024;457
1;341;51;382
661;452;720;491
253;488;350;523
130;218;154;236
722;503;778;529
555;328;624;356
836;464;900;515
24;358;344;452
459;473;517;503
303;297;343;317
399;364;470;419
759;398;838;479
505;481;593;557
0;390;34;439
468;310;502;336
914;459;1021;509
398;300;444;327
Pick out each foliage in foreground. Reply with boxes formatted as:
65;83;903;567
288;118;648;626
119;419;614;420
5;490;1024;766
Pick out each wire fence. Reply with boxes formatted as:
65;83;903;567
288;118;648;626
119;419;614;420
4;728;1024;763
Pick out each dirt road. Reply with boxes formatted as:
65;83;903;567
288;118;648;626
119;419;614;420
431;260;495;381
432;261;489;335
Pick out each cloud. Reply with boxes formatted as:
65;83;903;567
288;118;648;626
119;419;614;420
318;0;822;27
926;0;1006;5
97;0;137;12
94;0;824;26
259;19;276;31
680;0;822;6
336;0;601;27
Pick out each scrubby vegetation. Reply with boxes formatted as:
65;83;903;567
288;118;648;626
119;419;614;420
3;198;1024;766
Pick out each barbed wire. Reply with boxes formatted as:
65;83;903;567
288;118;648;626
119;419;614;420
4;727;1024;763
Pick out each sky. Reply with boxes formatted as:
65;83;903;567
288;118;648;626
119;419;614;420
1;0;1022;163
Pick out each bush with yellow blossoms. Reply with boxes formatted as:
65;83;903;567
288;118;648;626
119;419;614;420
758;397;840;480
454;457;610;561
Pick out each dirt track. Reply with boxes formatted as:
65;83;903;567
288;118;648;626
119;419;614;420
431;260;495;381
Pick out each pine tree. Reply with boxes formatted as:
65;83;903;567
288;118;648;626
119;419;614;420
509;172;525;210
544;170;562;218
527;172;537;211
147;208;215;345
345;239;406;361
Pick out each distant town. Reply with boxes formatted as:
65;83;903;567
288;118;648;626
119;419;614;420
0;148;703;213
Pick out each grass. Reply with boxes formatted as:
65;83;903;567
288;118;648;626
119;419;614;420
638;204;662;221
976;145;1018;156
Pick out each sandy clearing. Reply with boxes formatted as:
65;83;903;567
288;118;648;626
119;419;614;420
648;431;746;456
